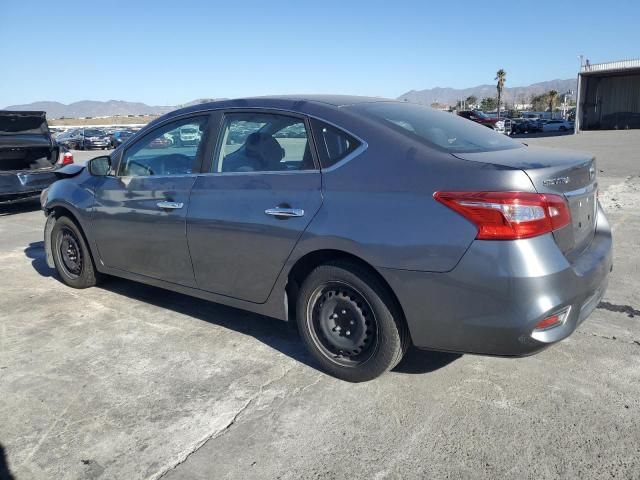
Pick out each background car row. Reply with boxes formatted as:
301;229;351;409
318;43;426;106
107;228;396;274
53;125;203;150
56;128;115;150
50;108;574;152
457;110;575;135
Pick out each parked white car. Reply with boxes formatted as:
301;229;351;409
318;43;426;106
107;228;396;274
542;120;574;132
179;126;201;145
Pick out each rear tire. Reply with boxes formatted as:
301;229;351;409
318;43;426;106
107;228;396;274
296;261;409;382
51;216;99;289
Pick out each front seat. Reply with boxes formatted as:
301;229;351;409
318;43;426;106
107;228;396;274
222;132;285;172
246;132;285;171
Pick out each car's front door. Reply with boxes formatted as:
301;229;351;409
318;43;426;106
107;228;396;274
91;115;210;287
187;110;323;303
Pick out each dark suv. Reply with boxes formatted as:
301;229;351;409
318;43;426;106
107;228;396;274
57;128;111;150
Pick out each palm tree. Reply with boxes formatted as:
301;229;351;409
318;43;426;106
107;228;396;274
548;90;558;117
495;69;506;118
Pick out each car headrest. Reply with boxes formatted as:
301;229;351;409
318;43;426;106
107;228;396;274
245;132;284;169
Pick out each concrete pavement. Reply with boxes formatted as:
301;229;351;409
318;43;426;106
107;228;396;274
0;132;639;479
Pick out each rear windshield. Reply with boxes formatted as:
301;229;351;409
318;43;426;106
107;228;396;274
353;102;522;153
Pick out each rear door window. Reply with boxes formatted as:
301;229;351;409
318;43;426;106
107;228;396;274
214;112;316;172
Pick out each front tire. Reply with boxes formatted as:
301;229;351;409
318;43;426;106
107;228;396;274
296;261;409;382
51;216;98;288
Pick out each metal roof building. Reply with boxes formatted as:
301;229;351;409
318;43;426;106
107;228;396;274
576;58;640;131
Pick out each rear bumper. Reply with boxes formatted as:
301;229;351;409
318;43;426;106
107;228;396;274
0;171;58;203
380;205;613;356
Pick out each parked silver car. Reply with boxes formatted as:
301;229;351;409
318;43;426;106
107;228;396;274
41;96;612;382
542;119;575;132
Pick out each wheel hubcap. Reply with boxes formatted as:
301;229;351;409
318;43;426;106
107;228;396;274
58;228;83;277
309;283;377;366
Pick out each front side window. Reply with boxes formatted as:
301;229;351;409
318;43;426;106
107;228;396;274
119;116;208;177
215;112;315;173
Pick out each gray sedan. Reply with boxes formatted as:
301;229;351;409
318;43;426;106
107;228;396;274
41;96;612;382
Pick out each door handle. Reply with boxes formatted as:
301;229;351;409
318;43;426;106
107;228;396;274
265;207;305;218
157;201;184;210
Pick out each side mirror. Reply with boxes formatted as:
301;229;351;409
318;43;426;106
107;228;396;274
88;156;112;176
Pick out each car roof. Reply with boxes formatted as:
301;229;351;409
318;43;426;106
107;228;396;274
164;95;396;120
250;95;390;106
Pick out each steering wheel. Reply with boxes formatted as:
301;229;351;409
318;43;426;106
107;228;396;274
127;160;154;176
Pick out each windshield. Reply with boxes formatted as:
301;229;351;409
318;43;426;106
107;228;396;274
354;102;522;153
84;129;105;136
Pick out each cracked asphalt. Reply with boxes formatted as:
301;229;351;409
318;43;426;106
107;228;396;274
1;131;639;479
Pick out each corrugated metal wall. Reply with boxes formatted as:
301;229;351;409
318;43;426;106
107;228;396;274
582;73;640;129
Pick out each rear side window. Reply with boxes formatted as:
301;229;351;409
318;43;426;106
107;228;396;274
311;119;361;168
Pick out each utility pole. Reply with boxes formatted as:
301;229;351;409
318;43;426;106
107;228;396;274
575;55;584;134
562;89;574;119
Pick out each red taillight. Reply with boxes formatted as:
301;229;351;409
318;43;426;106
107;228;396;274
60;152;74;166
434;191;571;240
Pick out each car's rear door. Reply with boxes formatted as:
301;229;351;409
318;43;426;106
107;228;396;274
91;114;212;287
187;109;322;303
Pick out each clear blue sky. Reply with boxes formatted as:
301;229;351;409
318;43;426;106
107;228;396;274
2;0;639;107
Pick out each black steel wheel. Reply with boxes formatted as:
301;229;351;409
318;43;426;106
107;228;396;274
51;216;99;288
297;260;409;382
307;282;378;367
57;227;83;279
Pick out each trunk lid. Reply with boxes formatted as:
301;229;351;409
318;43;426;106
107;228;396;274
0;111;57;172
453;145;597;258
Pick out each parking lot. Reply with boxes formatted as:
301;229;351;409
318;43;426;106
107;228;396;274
1;131;639;479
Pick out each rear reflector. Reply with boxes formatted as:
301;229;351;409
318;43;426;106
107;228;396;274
534;307;570;332
434;191;571;240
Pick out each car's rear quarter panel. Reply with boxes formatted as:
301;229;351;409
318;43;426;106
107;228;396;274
298;117;537;273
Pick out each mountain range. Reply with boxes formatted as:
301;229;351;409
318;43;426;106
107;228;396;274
4;79;577;117
398;78;577;106
2;100;175;119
